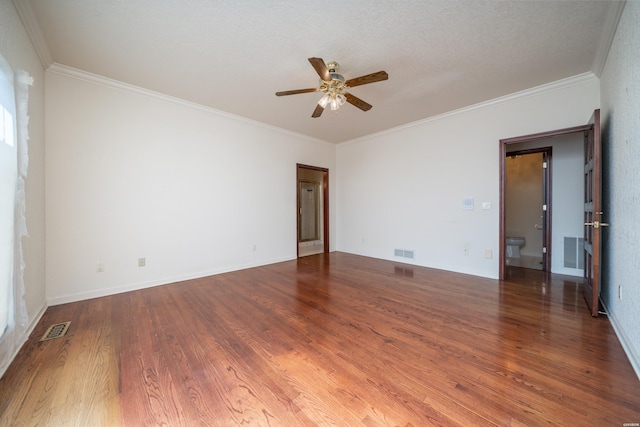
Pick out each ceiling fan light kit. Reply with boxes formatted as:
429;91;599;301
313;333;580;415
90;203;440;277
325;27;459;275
317;61;348;111
276;57;388;118
318;93;347;110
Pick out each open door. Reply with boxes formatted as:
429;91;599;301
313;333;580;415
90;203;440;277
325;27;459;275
583;109;606;317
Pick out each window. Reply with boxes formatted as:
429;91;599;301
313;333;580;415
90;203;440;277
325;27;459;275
0;53;17;336
0;53;31;372
0;102;14;147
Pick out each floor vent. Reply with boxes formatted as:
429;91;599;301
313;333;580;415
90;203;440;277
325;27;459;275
40;322;71;342
394;249;415;259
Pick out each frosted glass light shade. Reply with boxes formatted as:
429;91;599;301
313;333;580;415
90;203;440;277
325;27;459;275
318;93;331;108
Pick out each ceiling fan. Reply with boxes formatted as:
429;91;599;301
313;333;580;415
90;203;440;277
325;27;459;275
275;57;388;118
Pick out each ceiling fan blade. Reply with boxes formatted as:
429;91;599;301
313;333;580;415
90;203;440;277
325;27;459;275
275;88;318;96
345;71;389;88
308;57;331;81
345;93;372;111
311;104;325;118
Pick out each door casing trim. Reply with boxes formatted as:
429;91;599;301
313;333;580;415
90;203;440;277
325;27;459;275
499;125;590;279
296;164;329;257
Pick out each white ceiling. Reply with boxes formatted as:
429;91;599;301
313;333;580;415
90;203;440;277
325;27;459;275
17;0;623;143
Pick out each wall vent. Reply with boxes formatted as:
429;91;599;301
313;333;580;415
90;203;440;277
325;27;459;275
394;249;415;259
563;237;585;269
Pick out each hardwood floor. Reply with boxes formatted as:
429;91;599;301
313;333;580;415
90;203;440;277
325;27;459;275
1;252;638;426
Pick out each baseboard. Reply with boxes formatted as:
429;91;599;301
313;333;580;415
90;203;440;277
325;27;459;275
0;301;48;379
47;255;296;306
601;298;640;381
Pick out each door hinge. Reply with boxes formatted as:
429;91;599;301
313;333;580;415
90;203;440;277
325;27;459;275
543;161;548;169
542;247;547;253
542;204;547;211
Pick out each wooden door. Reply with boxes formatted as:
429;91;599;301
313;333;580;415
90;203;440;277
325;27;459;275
583;109;605;317
541;150;551;271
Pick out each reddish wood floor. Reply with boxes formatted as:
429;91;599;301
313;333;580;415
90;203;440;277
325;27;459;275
1;252;639;425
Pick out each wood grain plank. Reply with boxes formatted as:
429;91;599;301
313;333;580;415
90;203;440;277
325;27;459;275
1;253;639;426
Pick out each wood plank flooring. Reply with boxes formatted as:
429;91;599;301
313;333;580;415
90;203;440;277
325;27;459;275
1;252;639;425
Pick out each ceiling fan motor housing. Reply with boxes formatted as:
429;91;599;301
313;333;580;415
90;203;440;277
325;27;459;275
319;61;346;96
329;72;345;82
325;61;345;83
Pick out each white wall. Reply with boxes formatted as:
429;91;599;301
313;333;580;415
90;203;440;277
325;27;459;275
600;0;640;377
45;67;336;304
0;0;47;374
336;76;599;279
549;135;585;275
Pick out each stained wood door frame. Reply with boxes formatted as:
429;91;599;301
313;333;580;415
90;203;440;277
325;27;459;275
499;124;591;280
296;164;329;257
504;147;553;272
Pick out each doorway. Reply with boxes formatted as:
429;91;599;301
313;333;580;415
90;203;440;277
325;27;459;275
500;110;603;317
504;148;551;271
297;164;329;257
500;125;590;280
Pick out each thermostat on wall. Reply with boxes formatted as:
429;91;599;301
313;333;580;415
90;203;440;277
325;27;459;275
462;197;474;210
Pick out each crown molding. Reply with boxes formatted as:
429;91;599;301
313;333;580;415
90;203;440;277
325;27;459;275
342;72;599;146
46;63;331;146
592;1;627;77
48;64;597;149
12;0;53;69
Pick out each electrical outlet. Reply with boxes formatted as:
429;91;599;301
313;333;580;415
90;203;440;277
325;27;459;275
484;249;493;259
463;247;469;256
618;286;622;300
138;257;145;267
252;244;256;252
97;262;104;273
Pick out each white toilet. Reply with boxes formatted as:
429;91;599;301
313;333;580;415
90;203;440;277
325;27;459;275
506;236;526;258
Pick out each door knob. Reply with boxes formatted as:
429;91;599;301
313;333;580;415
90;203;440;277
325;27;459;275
584;221;610;229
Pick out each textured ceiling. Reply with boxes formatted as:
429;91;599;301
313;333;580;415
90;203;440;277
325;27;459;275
19;0;620;143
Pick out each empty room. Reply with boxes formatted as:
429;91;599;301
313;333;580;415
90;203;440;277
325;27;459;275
1;0;639;425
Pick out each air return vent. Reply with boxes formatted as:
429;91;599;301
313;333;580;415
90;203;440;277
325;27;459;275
394;249;415;259
40;322;71;341
563;237;585;269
